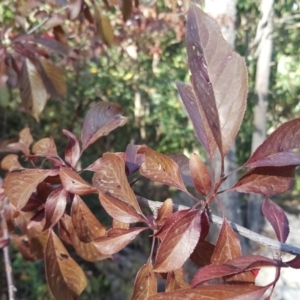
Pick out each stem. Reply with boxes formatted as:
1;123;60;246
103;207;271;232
136;195;300;257
1;198;15;300
27;5;69;35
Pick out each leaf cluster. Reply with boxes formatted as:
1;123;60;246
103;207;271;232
1;4;300;300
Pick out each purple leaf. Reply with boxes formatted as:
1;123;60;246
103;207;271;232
262;198;289;243
245;118;300;167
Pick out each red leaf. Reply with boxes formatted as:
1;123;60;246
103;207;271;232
245;118;300;167
189;152;211;195
63;129;81;169
156;198;173;226
0;238;9;249
45;231;87;299
199;210;210;241
176;82;216;158
131;263;157;300
81;102;127;151
59;166;97;195
32;137;59;158
186;4;248;156
92;153;142;213
230;166;295;196
3;169;58;210
93;227;146;255
211;219;241;264
190;240;215;267
165;268;190;292
262;198;289;243
59;215;109;262
286;256;300;269
71;195;106;242
43;187;68;231
139;146;188;192
98;192;146;223
148;284;269;300
191;255;286;287
169;154;194;187
153;210;201;272
125;144;144;175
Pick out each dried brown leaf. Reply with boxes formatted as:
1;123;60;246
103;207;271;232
43;187;68;230
81;102;127;151
71;195;106;242
19;58;48;121
92;153;142;213
139;146;188;192
59;166;97;195
189;152;211;195
1;154;23;171
45;231;87;299
3;169;58;210
131;262;157;300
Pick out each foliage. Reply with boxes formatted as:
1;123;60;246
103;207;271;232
1;3;300;300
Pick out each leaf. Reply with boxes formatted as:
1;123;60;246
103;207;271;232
125;144;144;175
81;102;127;151
63;130;81;169
34;37;69;56
71;195;106;242
1;154;23;171
98;192;146;223
3;169;58;210
68;0;83;20
148;284;269;300
189;152;211;195
156;198;173;226
112;219;130;229
45;231;87;300
153;210;201;272
211;218;255;284
84;153;125;172
93;227;146;255
122;0;133;22
165;268;190;292
230;166;296;196
11;234;35;261
191;255;286;287
286;256;300;269
19;58;48;121
93;4;114;46
59;166;97;195
245;118;300;167
176;82;216;158
262;198;289;243
131;262;157;300
92;153;142;212
53;25;68;45
43;187;68;231
139;146;188;192
169;154;194;187
7;127;33;155
32;137;58;157
39;57;67;98
59;215;110;262
190;240;215;267
0;238;9;249
211;219;241;264
186;4;248;156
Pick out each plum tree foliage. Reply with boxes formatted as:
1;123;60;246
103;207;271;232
1;3;300;300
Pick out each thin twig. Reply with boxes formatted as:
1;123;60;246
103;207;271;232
1;198;15;300
136;196;300;257
27;5;69;35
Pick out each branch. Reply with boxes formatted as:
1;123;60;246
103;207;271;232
137;196;300;257
1;198;15;300
27;5;69;35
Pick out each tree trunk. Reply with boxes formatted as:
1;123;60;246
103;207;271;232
204;0;247;253
247;0;274;253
